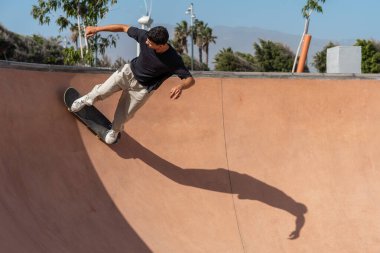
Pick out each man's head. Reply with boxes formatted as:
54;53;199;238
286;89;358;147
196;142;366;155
147;26;169;45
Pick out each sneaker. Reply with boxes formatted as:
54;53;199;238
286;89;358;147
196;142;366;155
104;130;119;144
70;85;100;112
70;95;94;112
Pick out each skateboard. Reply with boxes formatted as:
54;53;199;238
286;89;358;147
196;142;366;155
63;87;120;144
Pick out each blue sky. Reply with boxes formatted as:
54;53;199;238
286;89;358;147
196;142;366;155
1;0;380;41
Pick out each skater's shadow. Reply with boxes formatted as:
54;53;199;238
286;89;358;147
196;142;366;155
111;133;307;240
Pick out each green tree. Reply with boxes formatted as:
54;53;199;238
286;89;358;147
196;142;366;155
301;0;326;18
173;19;216;70
173;20;189;55
63;47;81;65
70;25;79;49
312;41;337;73
63;47;92;65
97;55;112;67
181;53;209;71
31;0;118;65
254;39;295;72
193;20;206;66
201;26;217;68
354;39;380;73
0;34;16;60
214;47;257;72
236;52;257;66
0;24;64;64
191;20;217;69
112;57;128;69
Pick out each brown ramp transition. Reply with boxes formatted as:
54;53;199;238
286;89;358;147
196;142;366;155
1;63;380;252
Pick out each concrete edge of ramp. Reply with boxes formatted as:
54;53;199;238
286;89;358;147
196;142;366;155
2;59;380;79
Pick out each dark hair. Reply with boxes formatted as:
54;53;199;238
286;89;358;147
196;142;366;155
147;26;169;45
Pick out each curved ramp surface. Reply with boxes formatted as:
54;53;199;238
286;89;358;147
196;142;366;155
1;65;380;253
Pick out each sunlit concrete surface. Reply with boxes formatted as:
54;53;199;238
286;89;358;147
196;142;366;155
1;62;380;252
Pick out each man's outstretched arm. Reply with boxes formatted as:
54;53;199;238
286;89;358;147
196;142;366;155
85;24;130;38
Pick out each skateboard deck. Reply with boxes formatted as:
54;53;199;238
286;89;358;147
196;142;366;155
64;87;119;144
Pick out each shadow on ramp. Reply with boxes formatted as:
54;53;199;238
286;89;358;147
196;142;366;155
112;133;308;240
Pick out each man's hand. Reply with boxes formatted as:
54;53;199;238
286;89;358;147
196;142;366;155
170;85;183;100
170;77;195;100
85;26;98;38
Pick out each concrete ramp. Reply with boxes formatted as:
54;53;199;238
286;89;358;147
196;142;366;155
1;64;380;252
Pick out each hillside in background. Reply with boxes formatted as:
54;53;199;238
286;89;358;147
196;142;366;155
0;24;64;64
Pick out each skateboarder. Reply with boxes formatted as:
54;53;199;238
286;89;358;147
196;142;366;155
71;24;195;144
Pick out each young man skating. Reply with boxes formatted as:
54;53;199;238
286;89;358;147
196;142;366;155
71;24;195;144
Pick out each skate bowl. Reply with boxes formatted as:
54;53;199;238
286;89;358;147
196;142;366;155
1;61;380;252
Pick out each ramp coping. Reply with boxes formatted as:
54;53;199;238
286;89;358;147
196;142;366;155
2;60;380;80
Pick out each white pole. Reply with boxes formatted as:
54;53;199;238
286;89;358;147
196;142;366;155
186;3;195;70
81;18;88;54
77;15;83;59
292;11;312;73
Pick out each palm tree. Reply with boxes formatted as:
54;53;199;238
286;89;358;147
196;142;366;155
193;20;205;65
202;27;217;68
292;0;326;73
174;21;189;55
192;20;217;68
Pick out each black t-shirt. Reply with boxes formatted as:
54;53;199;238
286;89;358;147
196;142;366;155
127;27;192;91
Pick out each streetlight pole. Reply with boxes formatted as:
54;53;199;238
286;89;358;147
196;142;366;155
186;3;195;71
